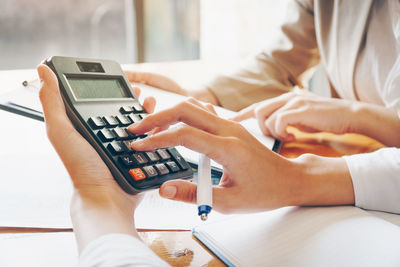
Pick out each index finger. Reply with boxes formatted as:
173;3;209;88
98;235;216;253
128;100;232;135
231;103;257;121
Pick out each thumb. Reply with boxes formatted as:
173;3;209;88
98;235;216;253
37;64;70;126
159;180;197;204
159;179;228;210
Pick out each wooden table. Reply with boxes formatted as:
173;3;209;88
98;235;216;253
0;60;384;266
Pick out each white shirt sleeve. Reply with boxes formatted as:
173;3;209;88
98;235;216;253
343;147;400;214
78;234;170;267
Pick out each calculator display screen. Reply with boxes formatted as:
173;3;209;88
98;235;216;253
67;78;129;99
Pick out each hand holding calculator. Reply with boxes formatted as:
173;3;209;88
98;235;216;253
45;56;193;194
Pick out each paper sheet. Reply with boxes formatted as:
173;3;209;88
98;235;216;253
0;69;42;112
193;206;400;267
0;111;72;228
0;233;78;267
135;189;235;230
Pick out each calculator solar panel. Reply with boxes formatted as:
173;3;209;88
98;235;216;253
45;56;193;194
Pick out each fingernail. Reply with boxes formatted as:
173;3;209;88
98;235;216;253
161;186;177;199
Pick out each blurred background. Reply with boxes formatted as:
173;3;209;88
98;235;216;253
0;0;289;70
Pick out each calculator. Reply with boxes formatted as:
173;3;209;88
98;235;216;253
44;56;193;194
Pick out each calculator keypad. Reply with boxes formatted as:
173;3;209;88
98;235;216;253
116;115;132;126
103;116;119;128
119;106;133;114
155;163;169;175
129;168;146;181
157;149;171;160
107;141;126;154
132;101;144;112
87;104;192;191
132;153;148;165
119;155;135;166
112;128;130;140
145;151;160;162
97;128;115;142
128;114;141;123
88;116;106;129
166;161;180;172
143;166;158;178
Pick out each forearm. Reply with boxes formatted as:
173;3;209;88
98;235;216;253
290;154;355;207
351;102;400;147
70;192;139;253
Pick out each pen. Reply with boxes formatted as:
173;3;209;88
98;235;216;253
197;153;212;221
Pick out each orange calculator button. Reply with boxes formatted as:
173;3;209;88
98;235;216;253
129;168;146;181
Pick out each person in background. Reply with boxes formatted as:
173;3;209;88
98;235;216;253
126;0;400;214
38;0;399;266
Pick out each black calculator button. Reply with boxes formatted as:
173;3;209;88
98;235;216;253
120;106;133;114
128;114;141;124
88;117;106;129
132;101;144;112
97;128;116;142
126;129;138;138
112;128;130;140
143;166;158;178
145;151;160;162
107;141;126;154
119;155;134;166
132;153;148;165
167;148;189;170
166;161;180;172
156;149;171;160
135;134;147;140
155;163;170;175
103;116;119;128
116;115;132;126
139;114;148;119
122;140;135;151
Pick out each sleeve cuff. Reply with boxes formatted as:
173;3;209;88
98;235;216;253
343;148;400;214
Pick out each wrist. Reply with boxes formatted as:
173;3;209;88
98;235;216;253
348;101;369;134
289;154;355;207
71;191;139;252
349;102;400;146
71;188;137;221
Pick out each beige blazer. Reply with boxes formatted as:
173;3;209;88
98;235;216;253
207;0;374;111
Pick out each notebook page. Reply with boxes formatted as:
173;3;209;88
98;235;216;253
193;206;400;267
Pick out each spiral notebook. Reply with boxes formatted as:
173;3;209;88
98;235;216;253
192;206;400;267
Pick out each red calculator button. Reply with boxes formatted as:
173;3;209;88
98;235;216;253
128;168;146;181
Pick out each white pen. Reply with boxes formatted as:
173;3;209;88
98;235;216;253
197;153;212;221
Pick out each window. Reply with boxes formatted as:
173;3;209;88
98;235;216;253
1;0;289;69
0;0;200;69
